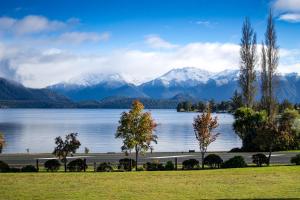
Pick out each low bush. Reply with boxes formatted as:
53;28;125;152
182;159;199;170
222;156;247;168
9;167;21;172
252;153;268;167
97;162;113;172
21;165;37;172
44;159;61;172
67;159;87;172
291;154;300;165
0;160;10;172
204;154;223;168
229;148;243;152
164;161;175;170
136;167;144;171
118;158;136;171
144;161;164;171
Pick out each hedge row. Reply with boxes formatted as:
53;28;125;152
1;153;299;173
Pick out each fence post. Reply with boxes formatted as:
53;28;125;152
94;162;96;172
175;157;178;170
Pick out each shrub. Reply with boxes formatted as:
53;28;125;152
252;153;268;167
67;159;87;172
229;147;243;152
136;167;144;171
118;158;136;171
9;167;21;172
97;162;113;172
291;154;300;165
44;159;61;172
21;165;37;172
144;161;164;171
0;160;10;172
164;161;175;170
182;159;199;170
204;154;223;168
222;156;247;168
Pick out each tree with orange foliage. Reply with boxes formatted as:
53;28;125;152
116;100;157;171
193;105;220;169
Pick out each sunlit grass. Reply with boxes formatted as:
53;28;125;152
0;166;299;200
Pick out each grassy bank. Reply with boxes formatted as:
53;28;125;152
0;166;299;199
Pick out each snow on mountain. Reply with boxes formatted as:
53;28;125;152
211;69;239;86
46;67;300;102
146;67;239;87
148;67;215;87
67;73;127;87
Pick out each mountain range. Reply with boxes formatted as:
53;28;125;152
48;67;300;103
1;67;300;108
48;67;240;102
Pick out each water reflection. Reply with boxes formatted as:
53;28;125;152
0;109;241;153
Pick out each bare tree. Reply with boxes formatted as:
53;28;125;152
264;10;279;120
193;105;220;169
260;42;268;110
239;17;257;108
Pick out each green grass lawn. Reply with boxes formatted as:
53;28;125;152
0;166;299;200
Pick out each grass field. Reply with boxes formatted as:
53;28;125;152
0;166;299;200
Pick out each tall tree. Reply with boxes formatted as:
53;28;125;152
239;17;257;108
260;42;268;110
193;105;220;169
53;133;81;172
0;132;5;154
263;10;279;120
116;100;157;171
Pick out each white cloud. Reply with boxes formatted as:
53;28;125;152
274;0;300;12
0;41;299;88
278;13;300;22
145;35;178;49
274;0;300;23
0;15;67;35
58;32;110;44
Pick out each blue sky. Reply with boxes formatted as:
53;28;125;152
0;0;300;87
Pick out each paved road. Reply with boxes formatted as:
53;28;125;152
0;151;298;167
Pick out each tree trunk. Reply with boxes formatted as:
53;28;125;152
129;151;132;171
64;160;67;172
267;146;272;166
201;152;205;169
135;145;138;171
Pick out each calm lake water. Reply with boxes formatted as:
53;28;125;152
0;109;241;153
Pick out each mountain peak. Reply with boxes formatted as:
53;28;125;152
156;67;214;86
68;73;127;86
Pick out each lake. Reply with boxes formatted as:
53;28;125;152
0;109;241;153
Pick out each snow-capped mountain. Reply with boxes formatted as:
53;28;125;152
47;67;300;102
152;67;214;87
48;73;146;101
139;67;239;100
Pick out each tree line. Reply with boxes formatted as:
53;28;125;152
176;92;243;113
